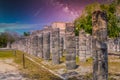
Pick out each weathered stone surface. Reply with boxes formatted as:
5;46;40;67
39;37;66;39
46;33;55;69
75;36;79;56
37;32;43;58
32;36;39;56
79;30;87;62
107;38;120;52
65;25;76;70
43;30;51;60
59;37;64;57
86;34;92;58
92;11;108;80
51;28;60;64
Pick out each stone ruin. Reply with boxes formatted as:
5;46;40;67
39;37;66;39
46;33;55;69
51;28;60;64
79;30;92;62
65;23;76;69
92;11;108;80
11;20;120;71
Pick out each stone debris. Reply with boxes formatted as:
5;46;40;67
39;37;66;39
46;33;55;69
0;59;29;80
0;71;28;80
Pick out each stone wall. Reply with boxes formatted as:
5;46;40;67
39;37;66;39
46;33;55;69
108;38;120;53
11;22;120;70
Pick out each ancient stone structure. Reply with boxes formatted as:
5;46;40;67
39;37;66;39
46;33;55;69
65;23;76;70
52;22;66;57
43;29;51;60
92;11;108;80
51;28;60;64
75;36;79;56
11;20;120;71
86;34;92;58
107;38;120;53
37;31;43;58
79;30;87;62
32;36;39;56
79;30;92;62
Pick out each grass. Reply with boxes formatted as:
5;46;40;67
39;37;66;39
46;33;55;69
60;56;66;63
0;50;15;59
108;56;120;74
1;50;120;80
0;50;62;80
78;57;93;67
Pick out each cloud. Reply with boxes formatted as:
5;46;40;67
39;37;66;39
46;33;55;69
0;23;43;34
63;6;69;13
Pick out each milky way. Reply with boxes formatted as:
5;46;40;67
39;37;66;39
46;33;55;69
0;0;112;34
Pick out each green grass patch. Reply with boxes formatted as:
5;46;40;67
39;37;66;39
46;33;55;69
0;50;62;80
76;56;79;64
60;56;65;62
13;50;62;80
0;50;15;59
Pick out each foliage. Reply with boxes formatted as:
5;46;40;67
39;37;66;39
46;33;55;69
0;32;19;48
23;32;30;36
74;0;120;38
0;50;62;80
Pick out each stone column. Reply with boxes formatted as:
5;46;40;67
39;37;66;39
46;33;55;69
29;36;33;55
38;32;43;58
65;25;76;70
86;34;92;58
75;36;79;56
92;11;108;80
51;28;60;64
119;38;120;52
79;30;87;62
43;30;50;60
60;36;64;57
33;36;39;56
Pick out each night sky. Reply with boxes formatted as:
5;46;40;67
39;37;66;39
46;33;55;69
0;0;110;34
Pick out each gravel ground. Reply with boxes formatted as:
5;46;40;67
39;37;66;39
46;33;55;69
0;59;28;80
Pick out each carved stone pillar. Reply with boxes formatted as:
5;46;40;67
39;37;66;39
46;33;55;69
51;28;60;64
65;25;76;70
92;11;108;80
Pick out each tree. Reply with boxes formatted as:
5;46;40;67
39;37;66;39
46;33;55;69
0;32;20;48
23;32;30;36
74;0;120;38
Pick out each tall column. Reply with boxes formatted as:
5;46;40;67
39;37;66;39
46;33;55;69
38;32;43;58
75;36;79;56
43;30;50;60
33;36;39;56
79;30;87;62
51;28;60;64
86;34;92;58
92;11;108;80
65;25;76;70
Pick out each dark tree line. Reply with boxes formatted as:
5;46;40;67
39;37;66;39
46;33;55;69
0;31;30;48
0;32;20;48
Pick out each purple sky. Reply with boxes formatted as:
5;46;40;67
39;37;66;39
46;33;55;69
0;0;112;34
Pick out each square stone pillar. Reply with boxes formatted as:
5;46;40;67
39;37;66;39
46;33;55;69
79;30;87;62
43;30;51;60
51;28;60;64
92;11;108;80
65;25;76;70
37;32;43;58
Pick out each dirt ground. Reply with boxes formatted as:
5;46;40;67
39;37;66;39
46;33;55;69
0;59;28;80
